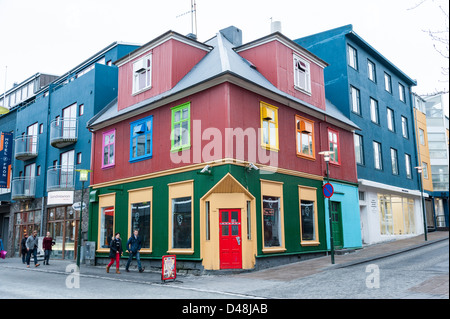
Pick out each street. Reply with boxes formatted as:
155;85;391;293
0;238;448;301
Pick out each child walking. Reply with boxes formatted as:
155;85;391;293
106;232;123;274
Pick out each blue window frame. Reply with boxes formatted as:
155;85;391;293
130;116;153;162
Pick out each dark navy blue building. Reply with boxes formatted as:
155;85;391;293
296;25;424;244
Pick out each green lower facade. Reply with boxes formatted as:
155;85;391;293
88;164;345;273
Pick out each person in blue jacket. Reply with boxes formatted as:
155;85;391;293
125;229;144;273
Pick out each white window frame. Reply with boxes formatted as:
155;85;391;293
293;54;311;93
132;54;152;94
347;45;358;70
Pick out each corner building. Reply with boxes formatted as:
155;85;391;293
87;27;362;272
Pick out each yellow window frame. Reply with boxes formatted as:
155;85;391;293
298;186;320;246
260;102;279;151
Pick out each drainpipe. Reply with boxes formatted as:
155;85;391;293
40;84;54;236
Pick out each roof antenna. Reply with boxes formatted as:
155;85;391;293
176;0;198;39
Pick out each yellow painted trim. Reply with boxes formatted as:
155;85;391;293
260;179;286;253
298;186;320;246
96;193;116;253
90;159;323;189
168;180;194;253
127;187;153;254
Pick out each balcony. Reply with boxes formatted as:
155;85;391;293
47;165;75;192
14;135;39;161
50;118;78;148
11;177;36;200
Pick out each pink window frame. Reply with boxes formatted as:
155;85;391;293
102;129;116;169
328;128;341;165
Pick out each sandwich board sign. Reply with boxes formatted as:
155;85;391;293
162;255;176;282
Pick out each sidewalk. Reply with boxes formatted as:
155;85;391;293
236;230;449;281
1;231;448;284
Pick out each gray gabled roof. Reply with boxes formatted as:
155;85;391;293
88;30;359;132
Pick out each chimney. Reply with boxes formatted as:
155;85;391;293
271;21;282;33
219;26;242;46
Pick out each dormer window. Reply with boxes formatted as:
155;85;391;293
293;54;311;93
133;54;152;94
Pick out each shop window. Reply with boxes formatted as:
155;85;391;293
299;186;319;245
261;179;285;253
97;193;115;251
260;102;279;151
168;180;194;254
130;116;152;162
128;187;153;252
102;129;116;168
296;115;315;159
171;102;191;152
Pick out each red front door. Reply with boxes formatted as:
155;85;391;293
219;209;242;269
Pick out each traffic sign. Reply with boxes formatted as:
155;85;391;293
323;183;334;198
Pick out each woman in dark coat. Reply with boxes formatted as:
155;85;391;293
106;232;123;274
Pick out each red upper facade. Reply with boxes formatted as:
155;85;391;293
115;32;211;111
89;28;357;186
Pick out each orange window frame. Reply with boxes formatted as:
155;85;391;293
296;115;315;160
328;128;340;165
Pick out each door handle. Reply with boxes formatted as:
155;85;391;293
236;236;241;245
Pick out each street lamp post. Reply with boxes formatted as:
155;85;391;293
75;169;91;268
415;166;428;241
319;151;335;264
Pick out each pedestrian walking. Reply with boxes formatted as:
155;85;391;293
26;230;40;268
106;232;123;274
42;232;55;265
21;234;28;264
126;229;145;273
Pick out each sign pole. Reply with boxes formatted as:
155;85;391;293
326;161;335;264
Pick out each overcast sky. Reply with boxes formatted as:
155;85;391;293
0;0;448;113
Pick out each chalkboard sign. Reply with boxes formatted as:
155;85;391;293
161;255;176;282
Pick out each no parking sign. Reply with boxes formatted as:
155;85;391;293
323;183;334;198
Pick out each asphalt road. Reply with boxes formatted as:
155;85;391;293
0;239;447;300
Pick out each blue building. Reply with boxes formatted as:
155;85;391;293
1;73;58;252
1;42;139;259
296;25;424;244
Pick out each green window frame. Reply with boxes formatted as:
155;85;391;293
171;102;191;152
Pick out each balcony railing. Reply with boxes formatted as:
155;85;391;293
14;135;39;161
47;165;75;192
50;118;78;148
11;177;36;200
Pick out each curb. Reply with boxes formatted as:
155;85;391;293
331;236;449;269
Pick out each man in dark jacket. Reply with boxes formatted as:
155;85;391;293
21;234;28;264
125;229;144;272
26;230;40;268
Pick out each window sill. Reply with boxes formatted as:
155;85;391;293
132;85;152;96
167;249;194;255
262;247;286;254
170;145;191;153
293;85;312;96
261;145;279;152
297;153;316;161
129;155;152;163
301;241;320;247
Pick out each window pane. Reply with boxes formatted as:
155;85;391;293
131;202;151;249
174;110;181;122
263;121;269;145
269;122;276;146
173;123;181;147
137;135;145;157
181;121;189;146
263;196;281;247
301;200;315;241
109;144;114;164
172;197;192;249
182;107;189;120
